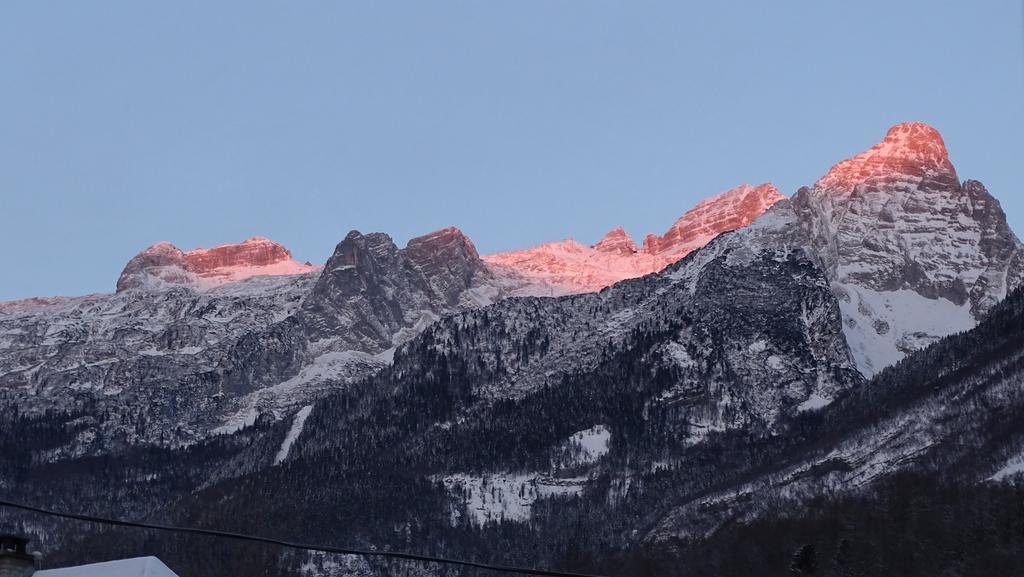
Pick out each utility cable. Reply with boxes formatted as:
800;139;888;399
0;497;614;577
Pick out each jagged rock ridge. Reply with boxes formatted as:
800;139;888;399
483;182;784;294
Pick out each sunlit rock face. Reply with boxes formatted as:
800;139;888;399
186;237;301;275
593;226;638;256
792;121;1024;375
641;183;785;259
814;122;958;196
116;237;318;291
481;238;669;296
483;183;784;294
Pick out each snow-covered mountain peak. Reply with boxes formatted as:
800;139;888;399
815;121;957;195
791;122;1023;376
116;237;318;292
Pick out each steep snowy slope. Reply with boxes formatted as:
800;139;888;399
483;183;784;294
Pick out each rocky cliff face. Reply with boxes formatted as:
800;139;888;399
300;227;495;350
116;237;317;291
791;122;1024;375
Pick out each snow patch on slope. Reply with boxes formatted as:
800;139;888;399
441;427;612;525
989;452;1024;482
275;405;314;465
441;473;587;525
483;239;669;295
214;349;389;435
797;393;832;412
836;285;975;377
568;426;611;462
550;425;612;470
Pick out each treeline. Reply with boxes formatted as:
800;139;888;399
597;472;1024;577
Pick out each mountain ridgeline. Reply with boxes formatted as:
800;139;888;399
2;122;1024;577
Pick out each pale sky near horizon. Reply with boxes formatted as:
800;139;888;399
2;1;1023;300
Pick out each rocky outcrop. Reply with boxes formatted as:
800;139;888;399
640;183;785;258
593;227;638;255
186;236;299;273
116;237;317;291
813;122;958;196
209;227;511;434
115;242;193;291
299;227;495;351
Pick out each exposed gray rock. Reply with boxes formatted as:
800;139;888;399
300;227;495;351
790;122;1024;375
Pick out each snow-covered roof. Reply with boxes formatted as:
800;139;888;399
35;556;179;577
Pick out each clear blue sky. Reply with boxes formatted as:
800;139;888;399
2;1;1023;300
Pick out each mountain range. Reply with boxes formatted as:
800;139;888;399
2;122;1023;577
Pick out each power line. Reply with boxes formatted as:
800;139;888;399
0;497;613;577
